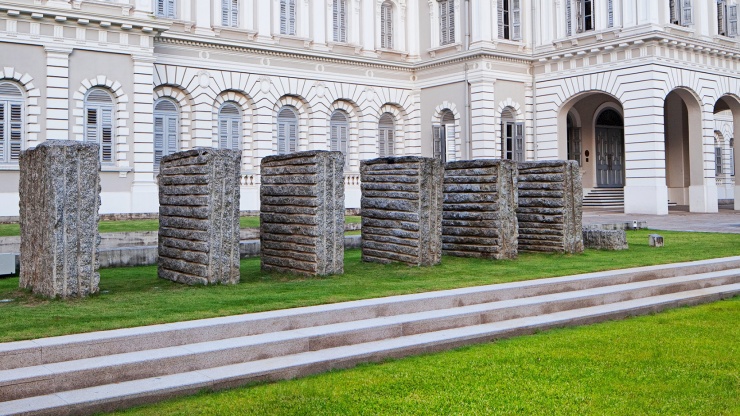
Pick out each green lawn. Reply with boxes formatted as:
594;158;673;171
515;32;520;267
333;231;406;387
0;216;363;236
117;296;740;416
0;230;738;342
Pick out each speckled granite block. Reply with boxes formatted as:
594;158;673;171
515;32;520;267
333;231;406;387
158;148;241;285
19;140;101;298
260;151;345;276
443;159;518;259
361;156;443;266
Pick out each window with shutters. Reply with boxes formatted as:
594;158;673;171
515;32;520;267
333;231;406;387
333;0;347;42
378;113;394;157
498;0;521;41
329;110;349;167
0;82;23;164
670;0;693;26
717;1;738;37
567;114;582;166
280;0;297;35
730;138;735;176
85;88;115;165
607;0;614;28
218;102;241;151
565;0;595;35
221;0;238;27
439;0;455;46
715;137;724;176
155;0;176;19
381;1;393;49
433;110;454;163
501;108;523;162
277;106;298;155
153;98;179;170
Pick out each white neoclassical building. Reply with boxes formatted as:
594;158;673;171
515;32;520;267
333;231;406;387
0;0;737;216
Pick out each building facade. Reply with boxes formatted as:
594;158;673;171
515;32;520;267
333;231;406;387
0;0;737;216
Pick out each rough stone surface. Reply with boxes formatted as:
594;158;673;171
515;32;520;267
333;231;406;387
158;148;241;285
19;140;101;298
582;229;629;250
649;234;664;247
361;156;443;266
443;159;518;259
260;151;345;276
517;161;584;254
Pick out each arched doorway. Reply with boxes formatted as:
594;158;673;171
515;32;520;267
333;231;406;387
595;108;625;187
714;95;739;210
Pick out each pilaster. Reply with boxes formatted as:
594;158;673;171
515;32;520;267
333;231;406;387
44;46;73;141
469;75;497;158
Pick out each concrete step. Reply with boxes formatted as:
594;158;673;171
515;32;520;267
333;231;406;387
2;283;738;416
3;256;739;372
0;268;738;402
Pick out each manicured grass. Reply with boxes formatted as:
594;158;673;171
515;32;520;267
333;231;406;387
0;230;738;342
117;296;740;416
0;216;363;236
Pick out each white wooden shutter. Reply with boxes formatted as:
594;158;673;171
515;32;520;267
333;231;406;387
333;0;347;42
0;103;4;162
288;0;296;35
729;5;738;37
670;0;678;24
512;0;521;40
514;122;524;162
607;0;613;27
445;123;455;162
681;0;692;25
85;107;99;145
448;0;455;44
166;0;175;18
280;0;287;34
378;114;394;157
101;107;113;163
566;0;572;36
576;0;583;33
381;2;393;48
230;119;240;150
439;1;448;45
231;0;238;27
153;115;164;169
277;121;287;154
219;118;229;149
288;123;297;152
222;0;230;26
498;0;505;39
719;1;727;36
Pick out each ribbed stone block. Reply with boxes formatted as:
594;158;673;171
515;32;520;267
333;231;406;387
19;140;101;298
517;161;584;254
260;150;345;276
443;160;518;259
361;156;443;266
582;229;628;250
158;148;241;285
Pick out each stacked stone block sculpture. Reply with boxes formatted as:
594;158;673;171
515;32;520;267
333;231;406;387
443;160;519;259
260;150;345;276
361;156;443;266
19;140;101;298
582;229;629;250
158;148;241;285
517;161;584;254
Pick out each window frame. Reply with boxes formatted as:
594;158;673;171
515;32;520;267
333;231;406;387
332;0;348;43
153;97;180;171
329;110;349;167
277;106;298;155
155;0;176;19
218;101;242;152
221;0;239;27
378;112;395;157
280;0;297;36
380;1;394;49
670;0;693;26
498;0;522;41
84;88;115;165
0;81;24;164
438;0;455;46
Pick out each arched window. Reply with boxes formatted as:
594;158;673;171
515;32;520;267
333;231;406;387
156;0;176;18
280;0;297;35
378;112;394;157
0;81;24;164
330;110;349;165
439;0;455;45
222;0;238;27
381;1;394;49
433;110;454;163
333;0;347;42
498;0;522;41
567;113;581;166
153;98;179;170
501;108;524;161
85;88;115;164
277;106;298;154
218;102;241;151
596;108;622;126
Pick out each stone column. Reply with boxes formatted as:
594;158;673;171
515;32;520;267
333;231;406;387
443;159;518;259
260;151;345;276
517;161;583;254
158;148;241;285
361;156;443;266
19;141;101;298
44;46;72;140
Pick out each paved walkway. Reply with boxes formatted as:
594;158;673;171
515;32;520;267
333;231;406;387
583;206;740;233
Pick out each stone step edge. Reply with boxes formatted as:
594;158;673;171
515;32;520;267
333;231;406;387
2;256;739;370
1;270;737;402
2;284;738;416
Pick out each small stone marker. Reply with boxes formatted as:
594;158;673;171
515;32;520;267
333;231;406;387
582;229;628;250
158;148;241;285
260;150;345;276
649;234;664;247
443;159;518;259
19;140;101;298
517;161;584;254
361;156;443;266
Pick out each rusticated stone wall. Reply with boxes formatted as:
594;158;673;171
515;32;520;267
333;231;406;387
361;156;443;266
158;148;241;285
19;141;101;298
260;151;345;276
517;161;583;254
443;160;518;259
